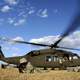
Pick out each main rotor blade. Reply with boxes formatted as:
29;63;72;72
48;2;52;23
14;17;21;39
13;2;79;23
0;37;50;47
10;40;50;47
51;13;80;48
58;46;80;51
51;0;80;48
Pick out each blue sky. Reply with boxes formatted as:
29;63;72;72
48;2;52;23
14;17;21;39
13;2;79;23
0;0;80;57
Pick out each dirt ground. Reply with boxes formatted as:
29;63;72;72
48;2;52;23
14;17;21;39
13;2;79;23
0;68;80;80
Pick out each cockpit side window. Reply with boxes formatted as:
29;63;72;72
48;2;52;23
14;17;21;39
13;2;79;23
30;51;40;56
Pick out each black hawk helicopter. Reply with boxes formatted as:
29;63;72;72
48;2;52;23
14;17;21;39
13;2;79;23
0;0;80;73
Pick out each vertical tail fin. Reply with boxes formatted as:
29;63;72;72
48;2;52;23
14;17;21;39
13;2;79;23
0;46;5;60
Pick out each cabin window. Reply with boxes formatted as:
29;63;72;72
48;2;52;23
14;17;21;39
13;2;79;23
31;51;40;56
53;56;59;62
46;56;52;62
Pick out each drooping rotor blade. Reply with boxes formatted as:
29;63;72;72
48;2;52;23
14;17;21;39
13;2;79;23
10;40;50;47
51;13;80;48
58;46;80;51
0;37;50;47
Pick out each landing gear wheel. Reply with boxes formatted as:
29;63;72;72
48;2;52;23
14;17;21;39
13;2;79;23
51;68;54;70
44;67;47;70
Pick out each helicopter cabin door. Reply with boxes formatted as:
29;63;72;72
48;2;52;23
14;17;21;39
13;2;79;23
45;55;59;67
45;55;63;68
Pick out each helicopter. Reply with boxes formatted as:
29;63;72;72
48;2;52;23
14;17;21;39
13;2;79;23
0;0;80;73
0;11;80;72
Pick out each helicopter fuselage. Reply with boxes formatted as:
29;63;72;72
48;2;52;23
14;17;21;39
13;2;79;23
1;48;80;71
27;48;80;69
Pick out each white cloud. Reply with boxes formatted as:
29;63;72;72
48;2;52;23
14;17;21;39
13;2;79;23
5;0;18;5
18;11;25;16
12;36;24;41
6;36;24;45
28;7;35;15
1;5;11;12
14;19;26;26
30;36;59;45
37;9;48;18
8;18;14;24
28;9;35;14
29;31;80;49
7;17;27;26
18;11;28;18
